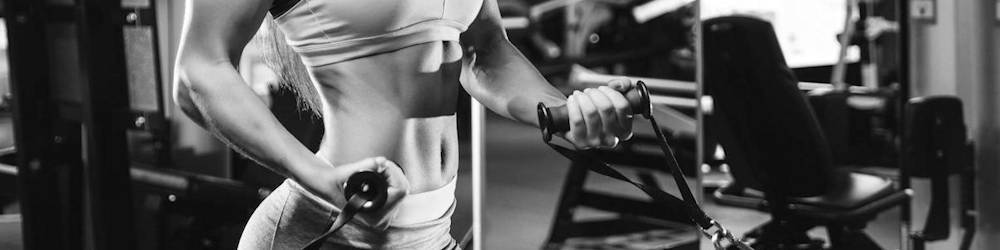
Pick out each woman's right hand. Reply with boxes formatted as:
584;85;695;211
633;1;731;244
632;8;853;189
301;157;410;226
562;79;636;149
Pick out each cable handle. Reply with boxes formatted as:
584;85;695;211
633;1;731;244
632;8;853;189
304;170;389;250
343;170;389;212
537;81;652;142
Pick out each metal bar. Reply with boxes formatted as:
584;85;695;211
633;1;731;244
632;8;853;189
632;0;693;24
896;1;912;250
146;0;171;165
568;64;697;94
694;1;704;216
471;98;485;250
0;163;267;204
796;81;875;93
569;63;874;95
75;0;135;248
651;96;696;109
831;0;859;90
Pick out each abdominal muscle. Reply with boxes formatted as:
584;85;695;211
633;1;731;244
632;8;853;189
308;40;465;194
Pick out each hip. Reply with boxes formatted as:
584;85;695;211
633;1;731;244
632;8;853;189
239;177;458;249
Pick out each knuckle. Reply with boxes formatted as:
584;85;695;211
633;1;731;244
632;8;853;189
585;110;601;120
596;87;614;96
576;97;592;108
588;137;602;146
599;105;615;115
614;98;630;108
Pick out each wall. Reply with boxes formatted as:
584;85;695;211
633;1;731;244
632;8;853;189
912;0;998;249
977;1;1000;247
910;0;958;97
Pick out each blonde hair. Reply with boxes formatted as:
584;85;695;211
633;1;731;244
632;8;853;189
251;15;322;117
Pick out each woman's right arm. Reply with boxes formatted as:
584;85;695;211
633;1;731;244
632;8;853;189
173;0;409;217
172;0;329;192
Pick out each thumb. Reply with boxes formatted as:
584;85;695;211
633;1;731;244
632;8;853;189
608;78;634;92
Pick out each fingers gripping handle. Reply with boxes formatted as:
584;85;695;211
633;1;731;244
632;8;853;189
343;170;389;212
537;81;652;142
304;171;390;249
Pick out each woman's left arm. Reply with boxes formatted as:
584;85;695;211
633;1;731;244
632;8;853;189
461;0;633;148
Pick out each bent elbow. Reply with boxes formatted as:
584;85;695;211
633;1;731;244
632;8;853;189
172;63;196;111
171;59;214;125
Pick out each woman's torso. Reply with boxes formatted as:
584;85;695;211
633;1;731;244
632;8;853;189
272;0;482;193
312;41;465;193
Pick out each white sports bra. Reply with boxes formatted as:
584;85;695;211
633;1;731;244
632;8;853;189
270;0;484;67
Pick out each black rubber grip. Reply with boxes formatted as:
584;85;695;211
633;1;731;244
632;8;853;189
343;170;389;212
537;81;652;141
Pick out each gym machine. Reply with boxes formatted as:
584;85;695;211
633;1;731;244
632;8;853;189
500;0;696;80
5;0;135;248
2;0;276;249
498;1;709;248
701;1;977;249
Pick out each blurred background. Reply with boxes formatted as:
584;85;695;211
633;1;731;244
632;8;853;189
0;0;996;250
481;0;999;250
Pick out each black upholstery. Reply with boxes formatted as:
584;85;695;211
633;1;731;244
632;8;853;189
702;16;834;198
718;170;896;211
904;96;974;244
792;170;894;210
904;96;968;177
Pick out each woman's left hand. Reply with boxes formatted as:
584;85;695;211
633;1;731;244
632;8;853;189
563;79;636;149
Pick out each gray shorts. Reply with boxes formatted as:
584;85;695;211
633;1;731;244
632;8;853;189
238;179;459;249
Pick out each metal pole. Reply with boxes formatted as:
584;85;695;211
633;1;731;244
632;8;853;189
76;0;135;248
471;99;486;250
693;0;704;207
896;0;912;250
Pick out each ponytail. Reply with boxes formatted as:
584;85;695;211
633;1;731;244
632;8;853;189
251;15;322;117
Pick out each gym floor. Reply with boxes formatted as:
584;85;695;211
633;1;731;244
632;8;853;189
480;112;967;250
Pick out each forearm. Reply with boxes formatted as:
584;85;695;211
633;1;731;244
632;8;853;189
464;39;566;126
174;60;324;182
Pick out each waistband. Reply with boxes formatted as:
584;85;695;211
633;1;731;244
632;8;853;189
288;176;457;226
393;177;457;225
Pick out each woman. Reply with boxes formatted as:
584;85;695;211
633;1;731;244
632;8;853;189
172;0;636;248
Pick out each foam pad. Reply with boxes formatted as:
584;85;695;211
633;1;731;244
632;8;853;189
702;16;835;197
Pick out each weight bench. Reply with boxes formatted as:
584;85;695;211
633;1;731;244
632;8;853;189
703;16;909;250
